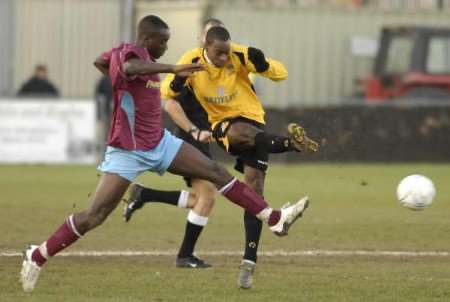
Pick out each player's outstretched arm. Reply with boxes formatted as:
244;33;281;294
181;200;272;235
165;99;212;143
122;58;203;76
165;99;196;133
160;49;203;99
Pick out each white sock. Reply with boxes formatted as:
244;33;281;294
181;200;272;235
242;259;256;265
177;190;189;208
187;210;208;226
38;242;49;260
255;207;272;223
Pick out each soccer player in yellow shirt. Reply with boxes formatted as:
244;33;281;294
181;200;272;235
165;25;318;286
124;23;318;288
162;26;318;158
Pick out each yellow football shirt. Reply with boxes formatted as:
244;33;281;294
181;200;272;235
160;43;287;128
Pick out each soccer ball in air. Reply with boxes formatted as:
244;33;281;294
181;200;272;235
396;175;436;210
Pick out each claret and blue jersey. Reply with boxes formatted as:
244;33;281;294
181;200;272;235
99;42;164;151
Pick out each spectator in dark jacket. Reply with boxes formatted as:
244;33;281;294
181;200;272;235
17;64;60;98
95;75;113;153
95;75;113;122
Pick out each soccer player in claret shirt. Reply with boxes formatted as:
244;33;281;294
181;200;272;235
19;15;311;293
123;23;319;288
124;19;222;270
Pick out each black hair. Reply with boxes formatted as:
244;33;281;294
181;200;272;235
205;26;230;45
138;15;169;37
35;64;47;71
203;18;224;27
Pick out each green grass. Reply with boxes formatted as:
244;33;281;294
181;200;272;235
1;163;450;301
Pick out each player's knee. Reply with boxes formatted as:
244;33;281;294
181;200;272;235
197;196;215;213
192;181;216;211
227;124;255;146
200;188;217;207
205;183;218;199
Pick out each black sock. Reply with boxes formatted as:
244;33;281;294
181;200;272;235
254;132;293;154
178;221;204;257
243;210;263;263
140;188;181;206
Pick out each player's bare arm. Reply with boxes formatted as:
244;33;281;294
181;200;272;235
165;99;212;143
122;58;203;76
94;57;110;76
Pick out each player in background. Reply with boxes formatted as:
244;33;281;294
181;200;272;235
123;19;221;269
19;15;311;293
124;24;319;288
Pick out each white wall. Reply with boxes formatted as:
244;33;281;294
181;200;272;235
214;5;450;107
13;0;122;97
0;0;14;96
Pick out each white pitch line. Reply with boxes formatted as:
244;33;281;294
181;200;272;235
1;250;449;257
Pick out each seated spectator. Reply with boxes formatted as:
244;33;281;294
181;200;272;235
17;64;60;98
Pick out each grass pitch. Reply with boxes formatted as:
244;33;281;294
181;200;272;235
1;163;450;301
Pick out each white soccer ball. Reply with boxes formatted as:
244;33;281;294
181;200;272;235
396;174;436;210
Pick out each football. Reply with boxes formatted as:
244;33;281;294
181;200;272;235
396;174;436;210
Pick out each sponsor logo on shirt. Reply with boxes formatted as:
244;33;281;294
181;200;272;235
146;80;160;89
204;91;238;104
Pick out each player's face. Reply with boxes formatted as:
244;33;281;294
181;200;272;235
146;28;170;59
206;39;230;68
35;68;48;79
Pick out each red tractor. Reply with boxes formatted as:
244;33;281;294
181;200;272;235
364;26;450;102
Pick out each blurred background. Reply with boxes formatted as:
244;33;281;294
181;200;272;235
0;0;449;164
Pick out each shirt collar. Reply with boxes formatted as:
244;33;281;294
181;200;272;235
203;49;213;65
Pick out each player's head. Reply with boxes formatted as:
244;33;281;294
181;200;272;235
204;26;230;68
34;64;48;79
200;18;224;45
137;15;170;59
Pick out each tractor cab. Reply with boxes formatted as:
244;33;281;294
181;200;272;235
364;26;450;101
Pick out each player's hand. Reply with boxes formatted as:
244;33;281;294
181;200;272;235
173;63;204;77
191;129;212;143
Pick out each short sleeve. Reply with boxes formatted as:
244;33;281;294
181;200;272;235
119;47;142;65
99;49;113;64
116;46;145;81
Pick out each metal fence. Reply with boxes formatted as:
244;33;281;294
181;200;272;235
0;0;14;97
139;0;450;11
10;0;122;98
216;4;450;106
1;0;450;107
